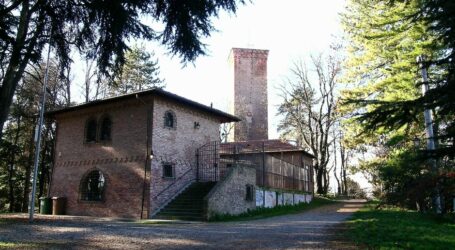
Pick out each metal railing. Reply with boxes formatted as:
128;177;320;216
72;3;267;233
152;167;195;200
196;141;314;193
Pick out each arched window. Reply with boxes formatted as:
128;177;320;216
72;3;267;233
164;110;176;129
99;116;112;141
85;118;97;142
80;170;106;201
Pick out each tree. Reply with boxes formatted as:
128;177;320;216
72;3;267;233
342;0;454;159
341;0;455;211
0;60;70;212
109;45;164;95
278;54;341;194
345;177;367;199
0;0;245;138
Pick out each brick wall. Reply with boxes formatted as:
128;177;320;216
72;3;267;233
229;48;269;141
149;97;221;214
50;95;223;218
49;98;150;218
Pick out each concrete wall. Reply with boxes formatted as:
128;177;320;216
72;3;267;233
205;165;256;219
149;96;221;214
255;188;313;208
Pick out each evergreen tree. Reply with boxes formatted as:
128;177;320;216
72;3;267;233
341;0;455;212
341;0;454;159
0;0;245;138
110;45;164;95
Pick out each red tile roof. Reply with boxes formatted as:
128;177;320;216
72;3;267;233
220;140;314;158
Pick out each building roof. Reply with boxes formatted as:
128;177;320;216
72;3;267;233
46;88;241;123
220;140;315;158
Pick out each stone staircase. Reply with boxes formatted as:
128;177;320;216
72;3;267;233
153;182;216;221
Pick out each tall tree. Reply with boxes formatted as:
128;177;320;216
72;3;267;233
278;54;341;194
0;60;70;212
342;0;454;159
0;0;245;138
341;0;455;211
109;45;164;95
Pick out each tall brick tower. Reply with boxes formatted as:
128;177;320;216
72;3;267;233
229;48;269;141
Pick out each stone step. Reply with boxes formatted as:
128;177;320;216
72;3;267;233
160;208;203;214
153;215;205;221
153;182;216;221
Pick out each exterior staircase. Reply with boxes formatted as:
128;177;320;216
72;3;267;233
153;182;216;221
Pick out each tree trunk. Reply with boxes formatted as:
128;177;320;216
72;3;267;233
21;121;35;212
334;165;341;195
323;168;329;194
0;1;31;139
316;167;324;194
8;117;21;211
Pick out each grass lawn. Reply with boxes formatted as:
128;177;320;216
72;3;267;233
209;196;335;222
345;202;455;249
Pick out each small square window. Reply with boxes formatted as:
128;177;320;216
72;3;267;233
246;184;255;201
162;163;174;178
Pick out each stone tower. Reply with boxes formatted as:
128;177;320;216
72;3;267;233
229;48;269;141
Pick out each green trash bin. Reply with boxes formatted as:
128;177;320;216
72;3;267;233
52;197;67;215
39;197;52;214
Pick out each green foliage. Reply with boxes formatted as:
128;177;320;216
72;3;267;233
346;202;455;249
345;178;368;199
341;0;455;213
208;197;335;222
341;0;455;158
357;147;454;212
0;61;67;212
341;0;429;148
110;45;165;95
0;0;245;138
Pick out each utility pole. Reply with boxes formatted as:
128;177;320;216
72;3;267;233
417;55;442;214
29;39;52;222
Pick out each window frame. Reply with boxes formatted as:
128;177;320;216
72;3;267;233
162;162;175;179
84;117;98;143
99;115;113;142
163;110;176;129
245;184;255;201
79;169;107;202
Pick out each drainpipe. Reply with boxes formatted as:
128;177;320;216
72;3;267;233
136;94;154;219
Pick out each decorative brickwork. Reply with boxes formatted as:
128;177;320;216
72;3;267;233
49;92;232;219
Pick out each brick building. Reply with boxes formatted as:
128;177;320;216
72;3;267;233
48;89;239;218
48;48;314;220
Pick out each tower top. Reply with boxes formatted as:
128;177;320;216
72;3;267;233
229;48;269;61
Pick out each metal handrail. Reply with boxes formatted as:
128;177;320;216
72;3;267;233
152;167;194;200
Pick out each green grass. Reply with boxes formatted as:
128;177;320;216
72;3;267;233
345;202;455;249
0;242;17;248
209;196;335;222
0;242;40;249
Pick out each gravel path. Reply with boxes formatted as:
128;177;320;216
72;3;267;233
0;200;365;249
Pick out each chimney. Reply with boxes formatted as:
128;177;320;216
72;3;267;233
229;48;269;141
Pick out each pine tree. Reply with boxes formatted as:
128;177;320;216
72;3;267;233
0;0;245;138
110;45;164;95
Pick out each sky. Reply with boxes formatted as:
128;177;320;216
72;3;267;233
142;0;346;140
73;1;347;140
71;0;369;191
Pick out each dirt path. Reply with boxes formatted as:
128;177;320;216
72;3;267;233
0;200;365;249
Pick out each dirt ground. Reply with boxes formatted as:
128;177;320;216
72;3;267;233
0;200;365;249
